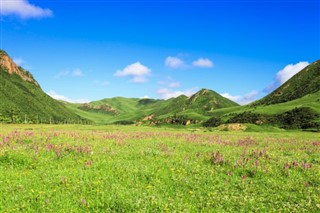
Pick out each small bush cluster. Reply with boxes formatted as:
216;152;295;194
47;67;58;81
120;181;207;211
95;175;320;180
203;107;319;130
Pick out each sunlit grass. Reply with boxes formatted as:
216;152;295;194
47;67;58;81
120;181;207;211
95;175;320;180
0;124;319;212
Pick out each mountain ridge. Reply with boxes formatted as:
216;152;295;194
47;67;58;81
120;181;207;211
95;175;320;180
0;50;87;123
0;50;39;86
1;49;319;128
64;88;239;124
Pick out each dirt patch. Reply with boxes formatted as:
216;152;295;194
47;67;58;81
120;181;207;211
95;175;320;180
218;123;247;131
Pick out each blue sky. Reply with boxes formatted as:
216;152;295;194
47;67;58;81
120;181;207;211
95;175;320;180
1;0;319;104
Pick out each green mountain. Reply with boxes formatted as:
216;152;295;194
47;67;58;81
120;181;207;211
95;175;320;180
204;60;320;130
66;89;239;124
152;89;239;118
65;97;162;124
0;50;86;123
254;60;320;106
3;47;317;129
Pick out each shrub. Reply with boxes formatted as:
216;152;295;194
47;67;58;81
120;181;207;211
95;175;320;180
227;111;264;124
113;120;135;125
203;117;222;127
277;107;319;129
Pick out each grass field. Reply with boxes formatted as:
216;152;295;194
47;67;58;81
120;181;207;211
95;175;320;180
0;124;319;212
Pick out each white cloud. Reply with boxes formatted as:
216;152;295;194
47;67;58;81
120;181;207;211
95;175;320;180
101;81;110;86
244;90;259;101
221;90;259;105
131;76;148;83
276;62;309;85
140;96;150;99
168;82;181;88
114;62;151;83
54;71;69;79
165;56;214;69
165;56;185;69
157;88;197;100
47;90;89;103
94;80;110;86
221;93;242;103
71;68;84;77
13;57;25;66
54;68;84;79
192;58;214;68
264;61;309;93
1;0;53;19
158;77;181;88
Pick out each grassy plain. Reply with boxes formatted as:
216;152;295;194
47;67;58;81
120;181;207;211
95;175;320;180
0;124;319;212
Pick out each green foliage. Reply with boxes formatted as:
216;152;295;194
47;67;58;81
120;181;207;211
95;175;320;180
276;107;319;129
202;117;222;127
207;107;319;131
138;98;159;105
166;114;193;125
113;120;135;125
227;111;264;124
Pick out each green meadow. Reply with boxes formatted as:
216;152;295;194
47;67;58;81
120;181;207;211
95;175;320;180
0;124;319;212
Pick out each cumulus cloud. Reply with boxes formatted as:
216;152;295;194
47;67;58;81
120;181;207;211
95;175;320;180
192;58;214;68
114;62;151;83
165;56;185;69
1;0;53;19
71;68;84;77
47;90;89;103
54;68;84;79
140;95;150;99
101;81;110;86
276;62;309;85
94;80;110;87
158;77;181;88
221;90;259;105
13;57;25;66
168;82;181;88
165;56;214;69
264;61;309;93
221;61;309;105
221;93;242;103
157;88;197;100
54;71;69;79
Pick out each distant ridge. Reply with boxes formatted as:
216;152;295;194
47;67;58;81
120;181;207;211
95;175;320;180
65;88;239;124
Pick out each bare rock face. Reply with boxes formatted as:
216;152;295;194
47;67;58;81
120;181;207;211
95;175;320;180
0;50;39;86
143;114;154;121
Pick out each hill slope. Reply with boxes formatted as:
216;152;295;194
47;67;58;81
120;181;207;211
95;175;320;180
152;89;239;118
254;60;320;105
66;89;239;124
65;97;163;124
0;50;85;123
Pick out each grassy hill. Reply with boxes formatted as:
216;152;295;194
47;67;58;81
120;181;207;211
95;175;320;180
254;60;320;106
202;59;320;130
65;97;162;124
2;48;317;129
208;90;320;120
66;89;239;124
151;89;239;121
0;50;86;124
